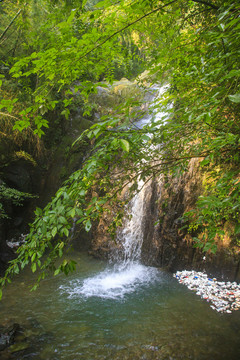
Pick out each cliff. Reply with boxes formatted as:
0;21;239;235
92;158;240;281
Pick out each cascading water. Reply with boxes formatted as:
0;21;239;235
112;179;147;268
63;179;159;299
61;84;169;300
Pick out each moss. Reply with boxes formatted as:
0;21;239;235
71;116;93;133
9;342;29;353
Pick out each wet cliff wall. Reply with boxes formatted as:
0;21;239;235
141;159;240;281
92;158;240;281
0;109;93;275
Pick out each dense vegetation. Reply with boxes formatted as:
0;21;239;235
0;0;239;297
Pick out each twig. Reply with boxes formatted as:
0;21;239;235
0;111;21;121
191;0;219;10
45;0;177;97
0;9;22;42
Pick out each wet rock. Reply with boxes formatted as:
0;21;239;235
0;323;20;351
0;319;55;359
6;234;27;251
3;162;32;193
8;342;29;353
0;241;15;276
13;217;23;227
0;159;41;273
91;156;240;282
140;158;240;282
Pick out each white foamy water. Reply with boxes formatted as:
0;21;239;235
61;264;159;299
61;179;159;300
135;83;170;129
61;180;158;300
114;179;147;267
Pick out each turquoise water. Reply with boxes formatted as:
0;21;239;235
0;252;240;359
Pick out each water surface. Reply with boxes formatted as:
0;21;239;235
0;252;240;360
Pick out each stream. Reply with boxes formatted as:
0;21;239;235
0;252;240;360
1;175;240;359
1;84;240;359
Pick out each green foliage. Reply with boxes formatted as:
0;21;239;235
0;0;240;297
159;1;240;252
185;169;240;252
1;0;146;137
0;181;37;219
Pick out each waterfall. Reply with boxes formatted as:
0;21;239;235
112;180;148;269
62;84;169;299
63;177;159;300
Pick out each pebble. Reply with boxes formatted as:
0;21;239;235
173;270;240;314
6;234;27;249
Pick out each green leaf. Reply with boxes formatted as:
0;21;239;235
31;253;36;262
54;268;61;276
119;139;130;152
85;219;92;232
62;259;67;266
31;284;39;292
35;207;42;216
93;128;101;138
63;228;69;237
142;135;151;141
228;94;240;103
234;223;240;235
31;263;37;273
52;227;57;237
70;208;75;218
200;158;210;167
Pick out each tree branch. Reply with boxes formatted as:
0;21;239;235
0;111;21;121
45;0;178;97
191;0;219;10
76;0;177;62
0;9;22;42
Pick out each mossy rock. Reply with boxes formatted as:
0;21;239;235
90;78;145;111
71;117;93;134
111;82;141;99
8;342;29;353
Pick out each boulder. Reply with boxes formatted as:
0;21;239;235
0;323;20;351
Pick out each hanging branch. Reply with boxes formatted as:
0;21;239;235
191;0;219;10
0;9;22;42
76;0;177;62
75;0;219;62
44;0;177;97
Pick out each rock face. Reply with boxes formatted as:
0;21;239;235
92;159;240;281
0;323;20;351
0;319;53;357
141;159;202;268
0;159;42;275
1;78;239;282
0;119;92;275
141;160;240;281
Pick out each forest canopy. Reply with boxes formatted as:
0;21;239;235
0;0;239;296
